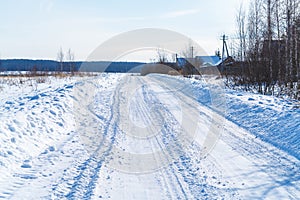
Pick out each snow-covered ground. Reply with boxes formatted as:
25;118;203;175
0;73;299;199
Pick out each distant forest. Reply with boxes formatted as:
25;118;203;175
0;59;144;73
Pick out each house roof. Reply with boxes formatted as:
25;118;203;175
196;56;221;66
176;56;221;68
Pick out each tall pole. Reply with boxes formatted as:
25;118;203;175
222;35;225;61
221;34;229;62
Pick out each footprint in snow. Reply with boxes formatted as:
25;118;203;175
49;146;55;152
50;110;56;116
8;125;16;132
21;161;32;169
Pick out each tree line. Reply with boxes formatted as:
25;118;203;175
229;0;300;99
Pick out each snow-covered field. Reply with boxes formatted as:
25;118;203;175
0;73;299;199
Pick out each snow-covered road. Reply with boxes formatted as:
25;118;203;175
0;74;299;199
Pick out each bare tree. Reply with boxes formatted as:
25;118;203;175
281;0;298;87
66;48;75;74
285;0;293;83
296;16;300;82
273;0;285;83
57;47;64;72
247;0;263;61
181;40;198;59
236;3;247;61
156;48;169;64
246;0;264;92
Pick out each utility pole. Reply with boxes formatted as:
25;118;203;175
191;46;194;58
220;34;229;62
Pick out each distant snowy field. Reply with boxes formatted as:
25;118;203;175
0;73;299;199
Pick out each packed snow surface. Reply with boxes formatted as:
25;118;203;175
0;73;299;199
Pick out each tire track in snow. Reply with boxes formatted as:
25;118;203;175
90;76;193;199
148;75;237;199
131;76;218;199
51;77;124;199
137;78;189;199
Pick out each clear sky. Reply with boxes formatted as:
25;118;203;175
0;0;249;61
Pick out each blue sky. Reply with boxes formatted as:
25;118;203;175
0;0;248;61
